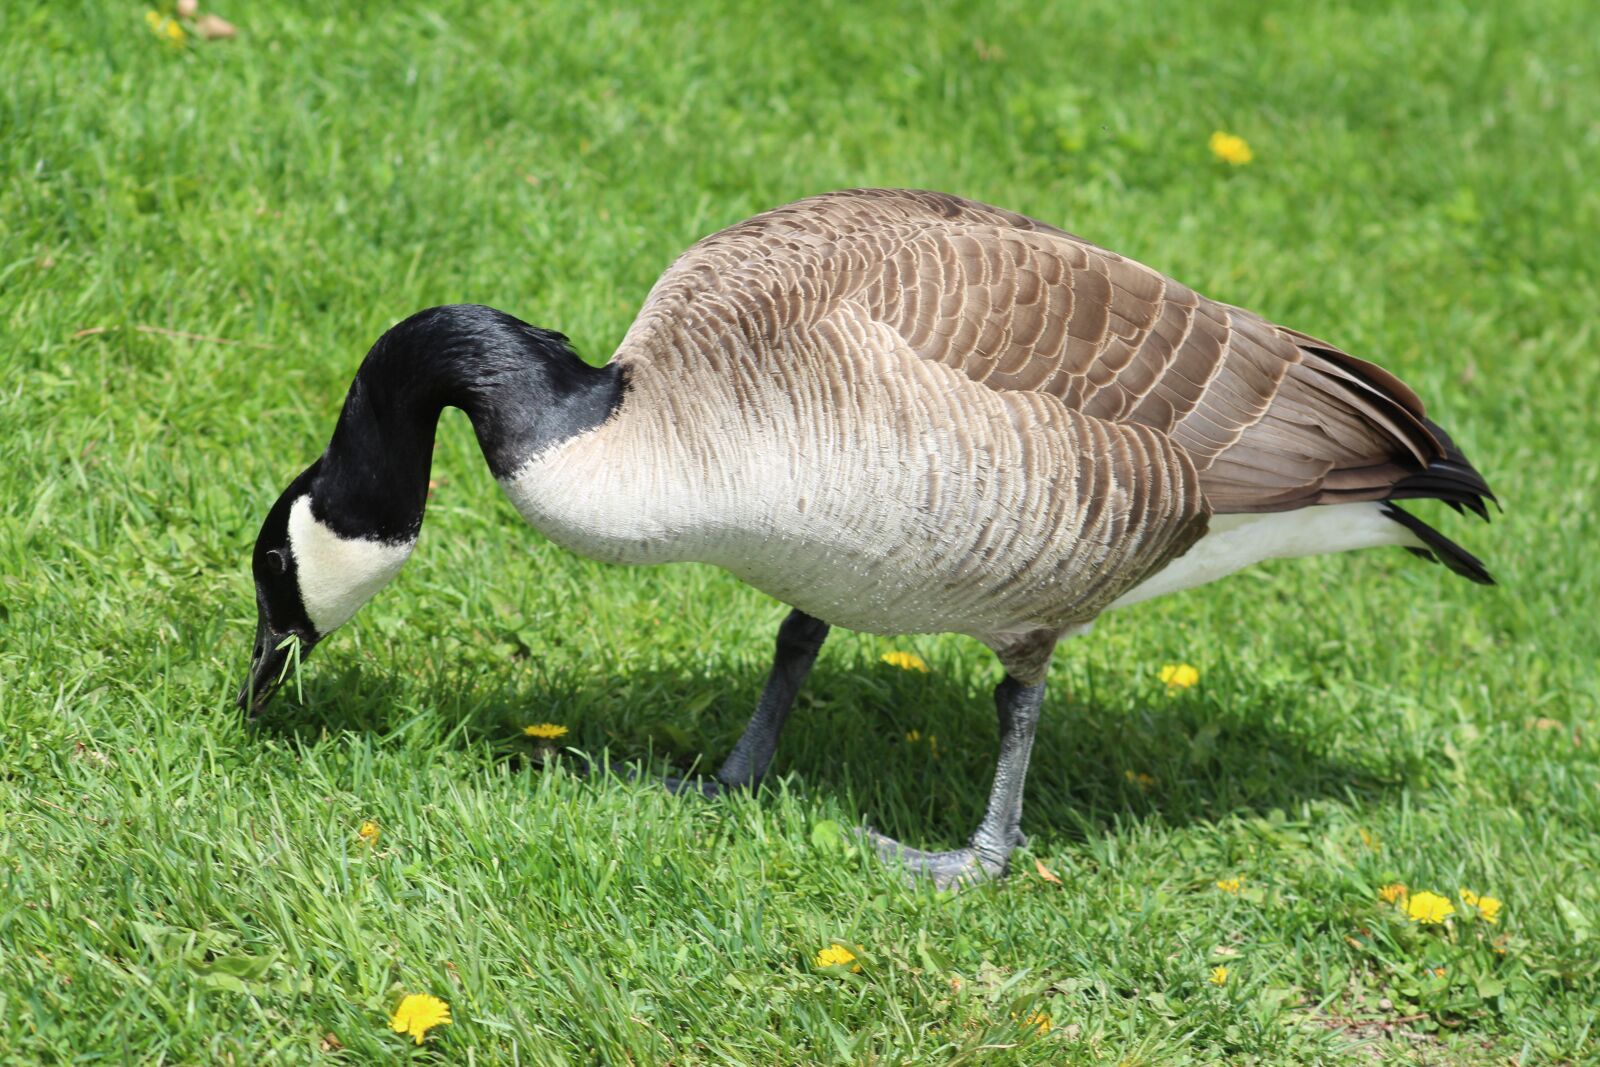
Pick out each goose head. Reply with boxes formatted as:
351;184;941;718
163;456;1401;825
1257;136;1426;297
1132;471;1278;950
235;304;624;715
238;460;416;713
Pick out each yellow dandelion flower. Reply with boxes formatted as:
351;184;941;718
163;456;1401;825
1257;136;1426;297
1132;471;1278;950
145;10;185;45
1378;883;1408;904
1124;770;1156;789
1209;130;1253;165
1215;877;1242;894
1209;965;1229;985
1456;887;1503;923
357;821;380;845
388;994;450;1045
1158;663;1199;690
1406;890;1455;925
523;722;569;740
1431;966;1447;977
1359;827;1381;851
905;729;921;742
881;650;929;673
813;945;861;972
1013;1011;1052;1035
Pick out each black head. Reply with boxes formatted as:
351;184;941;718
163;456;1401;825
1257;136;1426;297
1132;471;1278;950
238;464;322;713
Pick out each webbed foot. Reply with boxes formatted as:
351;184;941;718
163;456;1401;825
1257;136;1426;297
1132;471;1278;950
858;826;1013;889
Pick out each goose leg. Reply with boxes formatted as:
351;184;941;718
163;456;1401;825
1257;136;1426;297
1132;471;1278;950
663;608;830;796
862;675;1046;888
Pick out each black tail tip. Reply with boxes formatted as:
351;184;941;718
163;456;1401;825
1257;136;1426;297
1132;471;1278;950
1393;418;1501;519
1385;503;1495;585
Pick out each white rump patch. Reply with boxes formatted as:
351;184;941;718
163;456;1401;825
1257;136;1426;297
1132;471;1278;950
287;495;415;635
1110;502;1420;610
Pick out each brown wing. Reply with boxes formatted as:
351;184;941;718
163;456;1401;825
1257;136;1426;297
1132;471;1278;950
629;188;1451;515
838;191;1445;513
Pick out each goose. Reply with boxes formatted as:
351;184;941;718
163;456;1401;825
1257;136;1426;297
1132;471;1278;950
240;188;1494;887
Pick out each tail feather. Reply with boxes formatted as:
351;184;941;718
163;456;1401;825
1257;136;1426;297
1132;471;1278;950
1380;417;1496;585
1386;418;1498;521
1384;503;1494;584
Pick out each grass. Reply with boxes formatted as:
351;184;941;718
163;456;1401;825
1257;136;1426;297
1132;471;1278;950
2;0;1598;1062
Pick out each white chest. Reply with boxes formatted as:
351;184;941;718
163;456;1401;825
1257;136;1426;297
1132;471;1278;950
497;382;1077;641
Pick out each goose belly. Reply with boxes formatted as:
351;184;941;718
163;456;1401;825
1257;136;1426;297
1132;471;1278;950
506;438;1062;638
712;521;1027;639
502;333;1207;640
503;413;1181;642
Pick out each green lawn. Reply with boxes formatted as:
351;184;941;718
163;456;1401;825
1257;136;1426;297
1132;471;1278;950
3;1;1598;1062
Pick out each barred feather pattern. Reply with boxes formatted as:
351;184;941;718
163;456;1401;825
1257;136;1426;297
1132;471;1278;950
506;307;1206;680
620;188;1448;513
504;189;1490;678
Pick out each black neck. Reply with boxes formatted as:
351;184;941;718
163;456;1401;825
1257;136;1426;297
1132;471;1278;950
314;304;626;541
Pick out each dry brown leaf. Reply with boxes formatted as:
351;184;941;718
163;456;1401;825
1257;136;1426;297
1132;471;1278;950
196;14;236;40
1034;859;1062;884
1529;718;1563;731
71;741;111;769
176;0;198;16
318;1033;343;1052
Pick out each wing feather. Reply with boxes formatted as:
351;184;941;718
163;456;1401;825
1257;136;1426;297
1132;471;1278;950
620;188;1467;515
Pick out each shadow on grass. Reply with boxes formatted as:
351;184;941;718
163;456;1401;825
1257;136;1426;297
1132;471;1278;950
250;652;1404;851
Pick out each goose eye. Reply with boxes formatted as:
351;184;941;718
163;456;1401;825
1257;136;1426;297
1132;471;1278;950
266;548;287;575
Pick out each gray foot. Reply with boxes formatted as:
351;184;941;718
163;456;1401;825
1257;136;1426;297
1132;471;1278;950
859;827;1010;889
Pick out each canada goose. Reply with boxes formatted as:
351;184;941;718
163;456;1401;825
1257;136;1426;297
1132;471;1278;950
241;189;1494;887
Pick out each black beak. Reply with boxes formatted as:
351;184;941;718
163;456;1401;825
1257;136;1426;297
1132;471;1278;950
237;616;312;714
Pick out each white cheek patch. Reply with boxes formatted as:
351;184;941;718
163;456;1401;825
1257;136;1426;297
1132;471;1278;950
287;495;415;635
